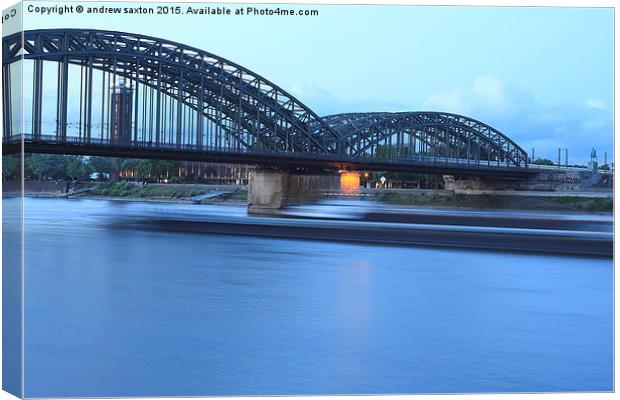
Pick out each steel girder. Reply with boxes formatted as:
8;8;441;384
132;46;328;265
326;113;483;158
3;29;342;153
322;112;528;166
2;29;529;168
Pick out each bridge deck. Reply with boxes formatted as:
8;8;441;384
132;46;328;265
3;138;539;179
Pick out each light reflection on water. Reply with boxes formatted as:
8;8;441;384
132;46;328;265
14;197;613;397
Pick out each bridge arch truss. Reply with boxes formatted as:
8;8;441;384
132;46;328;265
323;112;528;166
2;29;528;168
2;29;342;154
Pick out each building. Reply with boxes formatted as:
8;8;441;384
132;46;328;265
118;161;249;185
179;162;249;185
110;82;133;143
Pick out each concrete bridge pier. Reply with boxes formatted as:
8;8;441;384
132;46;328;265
247;169;341;214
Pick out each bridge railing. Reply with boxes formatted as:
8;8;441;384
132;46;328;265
4;134;537;170
526;163;613;174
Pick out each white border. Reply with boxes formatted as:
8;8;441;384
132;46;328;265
0;0;615;400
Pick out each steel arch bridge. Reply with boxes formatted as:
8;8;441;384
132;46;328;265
2;29;529;172
321;112;529;166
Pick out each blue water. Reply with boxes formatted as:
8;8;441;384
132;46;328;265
16;197;613;397
2;196;23;398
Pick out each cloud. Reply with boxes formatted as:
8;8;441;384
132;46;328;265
289;82;409;116
585;98;606;110
422;75;520;118
420;76;613;164
472;75;512;111
422;89;473;115
283;76;613;165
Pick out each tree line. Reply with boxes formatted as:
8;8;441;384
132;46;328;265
2;154;215;182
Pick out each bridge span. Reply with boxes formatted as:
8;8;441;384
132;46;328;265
3;29;533;179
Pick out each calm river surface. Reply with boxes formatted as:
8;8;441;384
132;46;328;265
15;197;612;397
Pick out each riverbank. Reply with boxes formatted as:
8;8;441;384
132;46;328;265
86;182;248;203
5;181;248;205
4;181;614;213
372;191;613;213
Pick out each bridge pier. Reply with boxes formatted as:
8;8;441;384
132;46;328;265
247;169;340;214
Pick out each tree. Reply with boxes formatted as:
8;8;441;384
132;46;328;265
201;165;216;177
532;158;554;166
120;158;139;171
88;157;113;181
2;155;21;181
137;159;155;178
25;154;67;181
136;159;177;180
67;157;92;180
152;160;179;179
249;141;268;151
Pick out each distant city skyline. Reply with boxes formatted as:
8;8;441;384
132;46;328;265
21;1;614;164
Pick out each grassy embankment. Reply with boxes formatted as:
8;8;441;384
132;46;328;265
376;192;613;212
80;182;611;212
83;182;248;201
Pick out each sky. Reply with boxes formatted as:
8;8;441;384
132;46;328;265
16;1;615;164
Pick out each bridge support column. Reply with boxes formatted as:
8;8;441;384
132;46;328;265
248;170;291;214
247;169;340;214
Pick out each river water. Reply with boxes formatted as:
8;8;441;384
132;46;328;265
12;198;613;397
